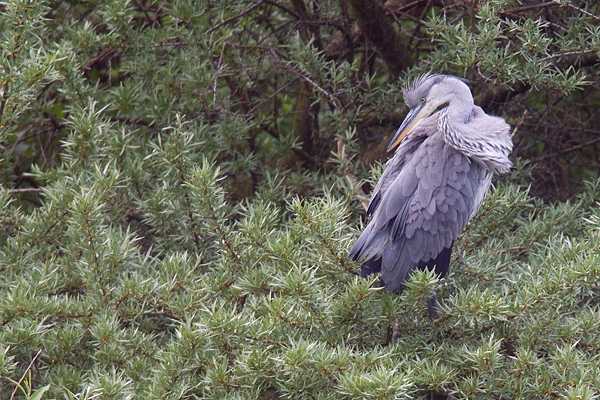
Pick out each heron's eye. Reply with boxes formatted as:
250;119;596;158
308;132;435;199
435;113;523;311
420;97;426;103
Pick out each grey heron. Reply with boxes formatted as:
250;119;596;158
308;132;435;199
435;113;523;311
348;74;513;316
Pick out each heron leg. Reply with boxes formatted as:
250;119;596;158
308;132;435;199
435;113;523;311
391;318;401;342
427;290;441;321
385;317;402;345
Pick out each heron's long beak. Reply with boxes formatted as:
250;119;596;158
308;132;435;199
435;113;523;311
387;103;427;152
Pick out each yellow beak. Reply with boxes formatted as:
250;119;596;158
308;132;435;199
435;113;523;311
387;103;427;152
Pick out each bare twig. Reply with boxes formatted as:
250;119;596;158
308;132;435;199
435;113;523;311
8;188;43;194
263;0;302;19
246;79;296;115
145;41;189;48
269;48;344;110
476;65;495;84
407;0;432;49
298;73;341;107
274;56;342;109
10;349;43;400
387;0;428;16
0;80;9;122
539;49;598;62
36;128;47;165
206;1;264;34
536;135;600;161
511;109;528;139
87;48;116;68
500;1;560;15
213;43;228;104
561;2;600;21
133;0;153;23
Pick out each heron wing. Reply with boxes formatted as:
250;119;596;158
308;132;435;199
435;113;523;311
349;118;432;261
365;125;431;219
348;130;434;263
350;133;492;293
349;124;430;261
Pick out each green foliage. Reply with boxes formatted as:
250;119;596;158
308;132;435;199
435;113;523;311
3;155;600;398
424;1;590;92
2;0;600;399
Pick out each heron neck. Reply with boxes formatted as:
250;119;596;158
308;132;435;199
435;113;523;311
446;96;474;123
438;98;474;151
438;99;513;174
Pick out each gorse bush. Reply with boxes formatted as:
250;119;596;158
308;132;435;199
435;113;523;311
3;144;600;398
1;0;600;399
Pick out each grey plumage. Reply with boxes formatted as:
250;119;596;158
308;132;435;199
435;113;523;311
349;74;512;294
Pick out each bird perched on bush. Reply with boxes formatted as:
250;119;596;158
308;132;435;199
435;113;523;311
349;73;513;317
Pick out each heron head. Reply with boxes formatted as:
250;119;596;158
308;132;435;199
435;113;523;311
387;74;472;152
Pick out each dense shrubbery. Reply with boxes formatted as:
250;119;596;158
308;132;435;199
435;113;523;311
1;0;600;398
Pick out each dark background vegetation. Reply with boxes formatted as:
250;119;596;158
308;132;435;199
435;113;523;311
1;0;600;399
3;0;599;205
